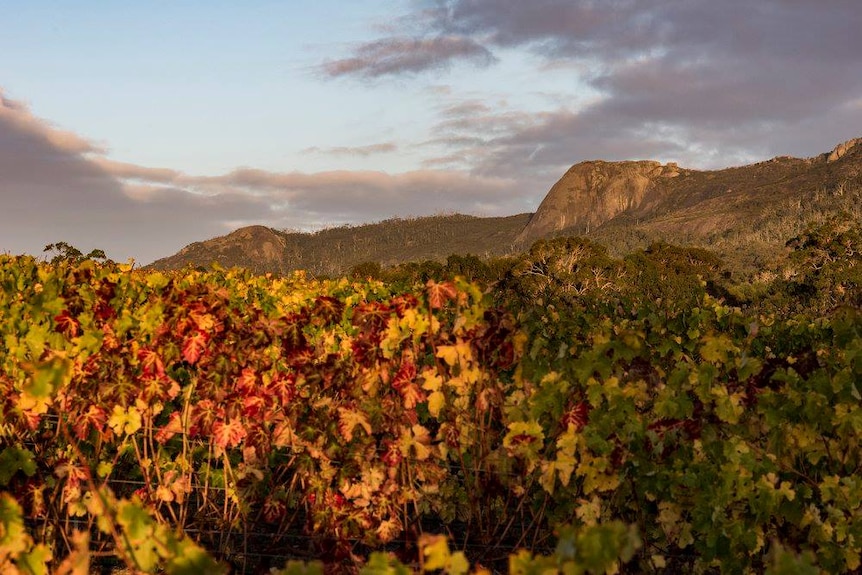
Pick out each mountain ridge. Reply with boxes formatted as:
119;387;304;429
149;137;862;276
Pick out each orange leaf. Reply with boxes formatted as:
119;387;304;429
212;419;247;450
400;382;426;410
426;280;458;309
337;406;372;442
182;330;209;365
137;348;165;379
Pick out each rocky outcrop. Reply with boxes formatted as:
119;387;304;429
516;160;682;246
825;138;860;162
163;225;289;272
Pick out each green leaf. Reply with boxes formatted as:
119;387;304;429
765;543;819;575
24;356;72;399
0;492;29;559
116;500;161;571
0;447;37;486
16;543;52;575
700;334;737;364
96;461;114;479
576;522;641;573
165;540;225;575
360;553;411;575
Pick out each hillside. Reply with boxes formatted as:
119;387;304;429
149;137;862;277
518;137;862;273
149;213;531;276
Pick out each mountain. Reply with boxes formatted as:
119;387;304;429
517;137;862;272
149;137;862;276
148;214;531;276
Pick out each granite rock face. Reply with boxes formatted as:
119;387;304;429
516;160;683;246
826;138;860;163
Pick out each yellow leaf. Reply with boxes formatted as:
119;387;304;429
401;424;433;461
421;369;443;392
436;345;459;367
503;421;544;450
108;405;142;436
427;391;445;418
375;518;402;544
436;339;473;368
539;461;556;494
449;551;470;575
575;496;602;527
421;535;450;571
555;450;577;488
461;366;482;385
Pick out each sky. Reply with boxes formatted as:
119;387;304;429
2;0;861;265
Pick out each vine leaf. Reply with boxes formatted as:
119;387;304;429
337;407;372;443
426;280;457;309
212;419;247;451
108;405;142;437
181;331;209;365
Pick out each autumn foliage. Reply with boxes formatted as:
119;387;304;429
1;244;861;573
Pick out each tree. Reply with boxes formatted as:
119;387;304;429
44;242;111;265
348;261;382;280
776;215;862;314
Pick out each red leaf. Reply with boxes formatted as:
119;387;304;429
242;395;266;419
351;302;392;333
190;399;223;436
312;296;345;325
137;348;165;379
54;310;80;337
73;405;107;441
391;294;419;317
382;440;402;467
391;358;417;390
93;301;116;322
426;280;457;309
182;330;209;365
270;373;296;405
563;401;590;431
263;496;287;523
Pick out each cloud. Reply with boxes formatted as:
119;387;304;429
91;158;183;183
433;0;862;65
0;89;104;155
321;35;496;78
435;0;862;131
0;90;524;265
301;142;398;157
332;0;862;172
0;92;281;264
181;167;521;223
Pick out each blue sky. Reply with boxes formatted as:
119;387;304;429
2;1;861;264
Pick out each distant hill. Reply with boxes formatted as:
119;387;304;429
148;214;531;276
149;137;862;277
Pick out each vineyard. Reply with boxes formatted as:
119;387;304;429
1;219;861;574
